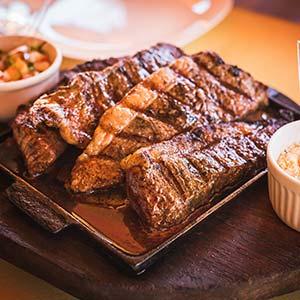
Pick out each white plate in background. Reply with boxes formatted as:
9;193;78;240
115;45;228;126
0;0;233;59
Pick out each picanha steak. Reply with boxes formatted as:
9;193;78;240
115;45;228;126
12;43;183;176
70;52;268;193
11;57;124;177
121;118;287;229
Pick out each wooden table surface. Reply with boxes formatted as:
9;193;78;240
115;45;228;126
0;7;300;300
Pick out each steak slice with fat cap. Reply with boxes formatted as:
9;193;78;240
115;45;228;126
12;43;183;176
121;118;286;229
70;52;268;193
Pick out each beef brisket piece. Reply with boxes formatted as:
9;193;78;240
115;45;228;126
70;52;268;193
12;107;66;176
29;43;183;148
11;57;125;177
121;119;286;229
12;56;126;177
12;43;183;176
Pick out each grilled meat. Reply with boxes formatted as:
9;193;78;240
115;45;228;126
12;43;183;176
12;107;67;176
29;43;183;148
70;52;268;193
121;119;286;229
11;56;124;176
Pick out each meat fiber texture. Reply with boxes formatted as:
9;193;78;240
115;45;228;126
12;43;183;176
70;52;268;193
121;118;287;229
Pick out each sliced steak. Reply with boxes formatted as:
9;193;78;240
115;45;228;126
12;107;67;176
121;118;287;229
11;57;124;177
12;43;183;176
70;52;268;193
29;43;183;148
12;56;126;176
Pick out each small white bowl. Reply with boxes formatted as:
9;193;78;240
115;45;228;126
267;120;300;232
0;35;62;121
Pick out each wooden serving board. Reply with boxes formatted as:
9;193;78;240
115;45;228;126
1;6;299;299
0;172;300;300
0;89;298;274
0;89;299;299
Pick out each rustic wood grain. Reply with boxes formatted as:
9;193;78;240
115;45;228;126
0;171;300;300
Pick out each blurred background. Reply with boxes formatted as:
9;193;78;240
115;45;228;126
237;0;300;22
0;0;299;59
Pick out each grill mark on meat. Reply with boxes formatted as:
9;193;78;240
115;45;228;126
209;141;247;170
12;43;183;177
161;156;207;202
119;112;177;141
70;53;269;193
142;89;201;132
102;66;133;105
12;108;67;177
122;119;286;229
118;58;149;87
138;44;180;73
227;136;264;166
143;94;198;132
164;72;199;105
170;56;262;121
183;141;247;196
193;52;267;103
171;69;237;123
95;114;178;164
171;69;237;121
158;160;187;198
32;45;183;145
196;61;251;99
11;57;121;177
184;153;224;198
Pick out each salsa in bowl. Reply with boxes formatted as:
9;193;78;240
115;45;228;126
0;42;52;82
0;35;62;121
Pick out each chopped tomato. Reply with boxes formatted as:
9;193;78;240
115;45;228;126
0;43;51;82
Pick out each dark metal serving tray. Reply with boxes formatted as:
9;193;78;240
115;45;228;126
0;88;299;274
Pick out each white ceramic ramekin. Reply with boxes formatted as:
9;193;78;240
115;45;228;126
0;35;62;121
267;120;300;232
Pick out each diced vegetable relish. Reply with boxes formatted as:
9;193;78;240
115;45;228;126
0;43;51;82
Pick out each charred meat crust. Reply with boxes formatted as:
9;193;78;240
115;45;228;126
11;56;125;177
70;52;268;193
11;107;67;177
12;43;183;176
122;119;287;229
28;43;184;148
11;57;122;177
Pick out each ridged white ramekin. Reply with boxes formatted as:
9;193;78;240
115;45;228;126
267;120;300;232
